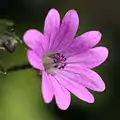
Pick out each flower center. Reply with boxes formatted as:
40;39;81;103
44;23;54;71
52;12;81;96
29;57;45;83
52;53;67;69
42;53;67;73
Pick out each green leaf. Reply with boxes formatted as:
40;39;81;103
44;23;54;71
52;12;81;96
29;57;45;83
0;69;54;120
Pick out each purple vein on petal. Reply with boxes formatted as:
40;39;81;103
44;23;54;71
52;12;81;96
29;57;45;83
66;47;108;68
42;71;54;103
57;65;105;92
44;8;60;51
49;75;71;110
62;31;102;57
50;9;79;52
54;73;95;103
23;29;48;53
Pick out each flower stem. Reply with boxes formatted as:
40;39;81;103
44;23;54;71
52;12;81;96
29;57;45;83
7;63;32;73
0;64;32;76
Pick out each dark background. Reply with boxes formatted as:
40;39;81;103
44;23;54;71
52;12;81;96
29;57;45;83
0;0;119;120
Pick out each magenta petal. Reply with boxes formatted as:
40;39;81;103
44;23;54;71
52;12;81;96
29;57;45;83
42;71;54;103
61;65;105;92
23;29;48;52
54;74;94;103
63;31;102;57
44;9;60;50
50;75;71;110
50;9;79;52
27;50;44;70
67;47;108;68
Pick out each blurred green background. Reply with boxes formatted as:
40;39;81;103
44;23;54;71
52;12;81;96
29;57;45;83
0;0;118;120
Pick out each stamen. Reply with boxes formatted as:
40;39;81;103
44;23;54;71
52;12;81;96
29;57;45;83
51;53;67;70
42;53;67;74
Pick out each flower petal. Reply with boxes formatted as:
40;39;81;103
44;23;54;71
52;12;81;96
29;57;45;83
50;9;79;52
27;50;44;70
67;47;108;68
50;75;71;110
42;71;54;103
60;65;105;92
54;74;94;103
23;29;48;52
63;31;102;57
44;8;60;50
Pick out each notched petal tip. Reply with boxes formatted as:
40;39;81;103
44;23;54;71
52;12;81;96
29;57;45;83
97;30;102;37
99;46;109;62
95;74;106;92
64;9;79;24
81;90;95;103
46;8;60;20
82;30;102;44
23;29;39;41
67;9;78;15
94;30;102;37
98;82;105;92
59;104;70;110
62;9;79;25
87;96;95;103
93;30;102;41
23;29;41;48
48;8;59;13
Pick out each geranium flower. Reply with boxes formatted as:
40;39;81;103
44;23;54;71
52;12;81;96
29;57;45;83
23;8;108;110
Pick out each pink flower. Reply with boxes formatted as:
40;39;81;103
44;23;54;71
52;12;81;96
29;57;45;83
23;9;108;110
